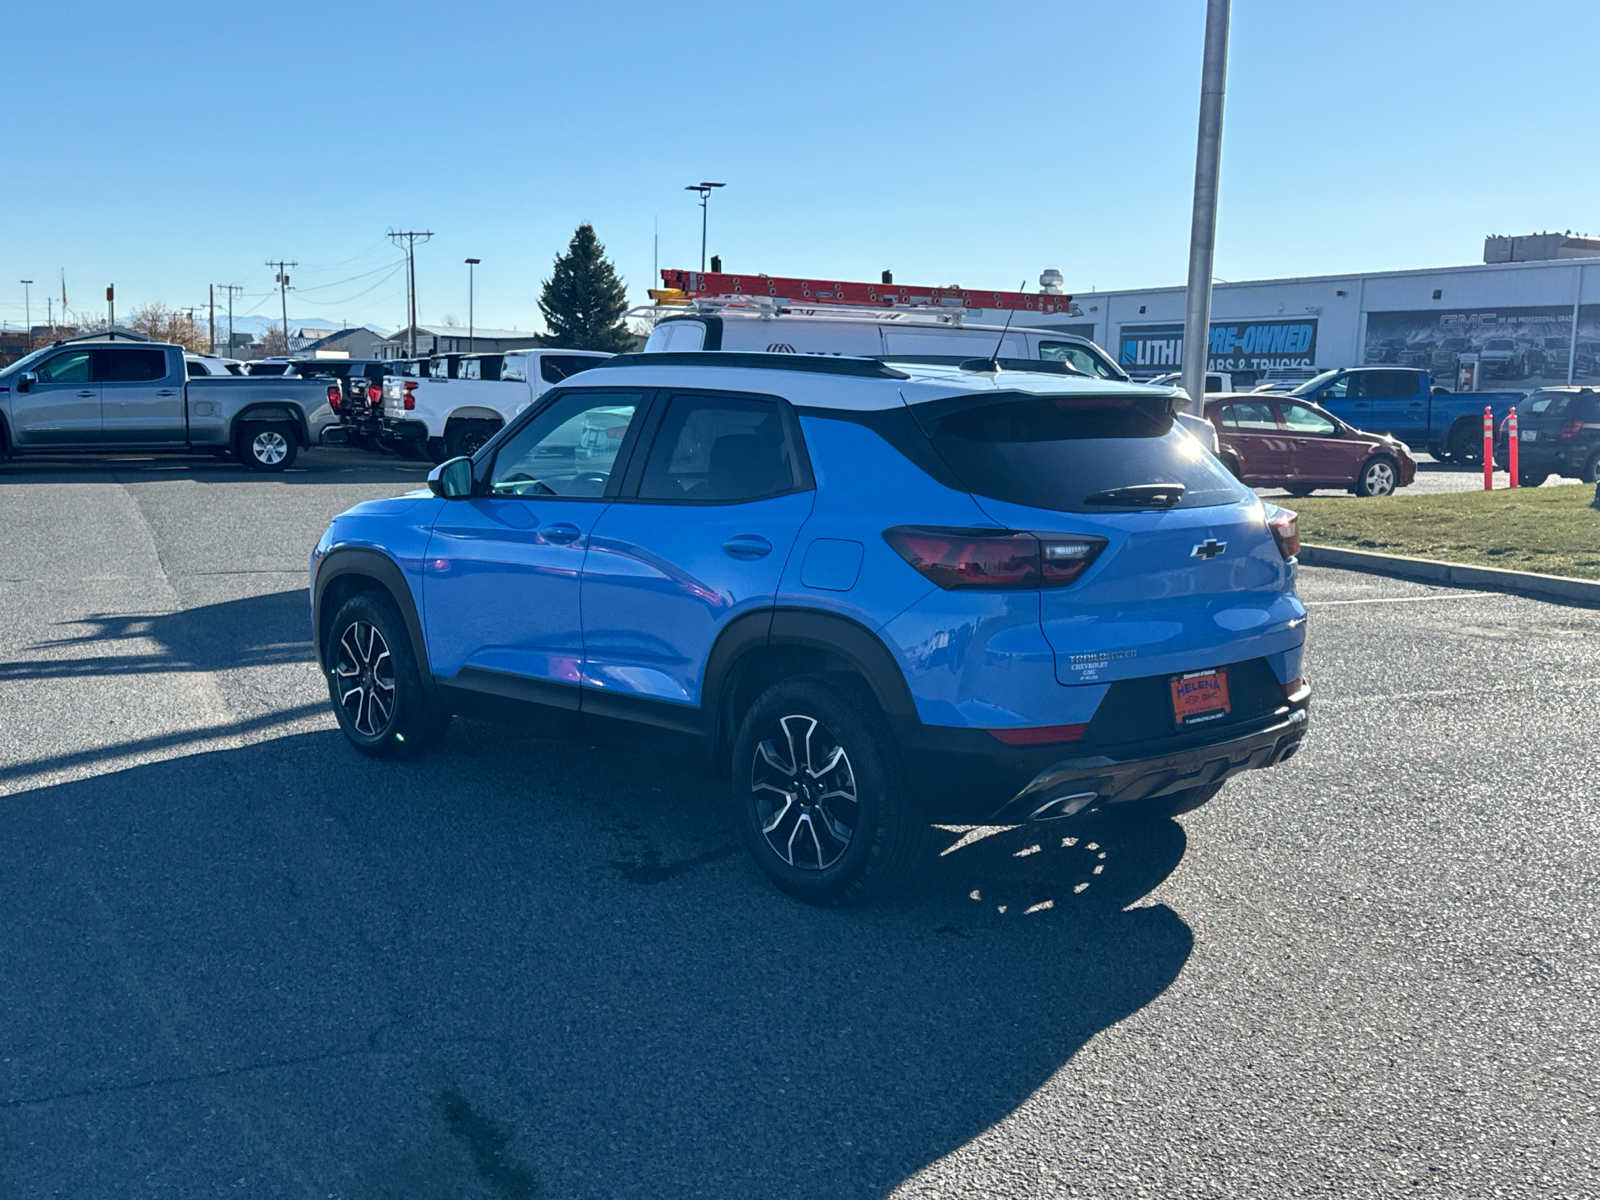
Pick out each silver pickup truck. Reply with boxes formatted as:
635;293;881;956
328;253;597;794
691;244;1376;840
0;340;341;470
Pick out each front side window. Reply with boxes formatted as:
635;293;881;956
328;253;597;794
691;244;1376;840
637;393;801;503
1219;401;1278;431
34;351;93;383
488;390;643;498
1281;403;1338;435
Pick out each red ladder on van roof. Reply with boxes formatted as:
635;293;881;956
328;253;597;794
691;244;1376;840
657;269;1077;315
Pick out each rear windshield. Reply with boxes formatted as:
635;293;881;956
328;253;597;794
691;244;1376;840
916;392;1247;512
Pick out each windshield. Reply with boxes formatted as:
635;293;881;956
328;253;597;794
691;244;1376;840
1289;369;1341;396
1;344;58;376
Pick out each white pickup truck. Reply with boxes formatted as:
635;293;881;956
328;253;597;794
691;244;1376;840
381;348;611;459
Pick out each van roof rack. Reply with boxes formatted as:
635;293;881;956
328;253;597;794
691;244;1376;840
594;351;910;379
628;296;976;326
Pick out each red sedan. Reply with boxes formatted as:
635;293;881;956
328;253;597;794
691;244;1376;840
1204;394;1417;497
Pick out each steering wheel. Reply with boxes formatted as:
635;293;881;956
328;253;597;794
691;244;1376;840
573;472;609;489
497;472;556;496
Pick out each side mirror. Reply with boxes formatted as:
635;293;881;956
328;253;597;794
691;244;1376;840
428;456;474;499
16;371;36;393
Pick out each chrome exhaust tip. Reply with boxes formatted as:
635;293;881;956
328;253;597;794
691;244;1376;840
1027;792;1099;821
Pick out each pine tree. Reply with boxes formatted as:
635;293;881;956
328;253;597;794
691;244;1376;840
538;224;632;352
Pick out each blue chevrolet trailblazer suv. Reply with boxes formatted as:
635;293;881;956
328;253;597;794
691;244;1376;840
311;353;1310;903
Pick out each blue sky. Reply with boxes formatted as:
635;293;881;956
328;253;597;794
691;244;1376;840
4;0;1597;335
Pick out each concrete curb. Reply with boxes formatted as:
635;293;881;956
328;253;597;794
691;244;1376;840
1299;544;1600;609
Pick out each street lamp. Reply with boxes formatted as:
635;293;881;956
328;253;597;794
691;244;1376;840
464;257;480;352
684;181;725;273
19;280;32;336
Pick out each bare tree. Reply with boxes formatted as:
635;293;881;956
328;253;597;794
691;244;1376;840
128;302;211;352
257;323;290;355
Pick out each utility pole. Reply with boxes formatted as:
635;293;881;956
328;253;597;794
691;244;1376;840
208;284;215;354
266;260;297;354
1180;0;1230;416
107;283;115;329
46;297;53;335
216;284;243;359
388;229;433;356
19;280;32;335
464;257;479;352
684;182;725;273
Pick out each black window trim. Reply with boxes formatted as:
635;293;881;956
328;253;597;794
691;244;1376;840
612;386;815;506
475;384;657;503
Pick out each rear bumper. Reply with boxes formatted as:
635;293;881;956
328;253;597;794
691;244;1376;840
899;682;1311;824
382;417;428;443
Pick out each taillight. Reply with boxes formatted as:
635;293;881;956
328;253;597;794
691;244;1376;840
403;380;416;411
367;384;380;404
883;526;1104;590
1560;417;1583;439
326;383;340;408
1268;508;1299;560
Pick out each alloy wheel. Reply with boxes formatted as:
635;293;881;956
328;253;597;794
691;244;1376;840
1365;461;1396;495
252;430;289;466
750;713;858;871
334;620;396;737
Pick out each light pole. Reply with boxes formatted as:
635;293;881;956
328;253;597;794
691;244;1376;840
464;257;479;352
20;280;32;336
684;181;725;273
1180;0;1230;416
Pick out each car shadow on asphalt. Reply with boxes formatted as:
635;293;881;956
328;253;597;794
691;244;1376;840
0;452;429;486
0;723;1194;1200
0;588;312;681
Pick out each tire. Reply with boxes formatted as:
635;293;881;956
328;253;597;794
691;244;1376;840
445;420;497;459
324;591;450;758
1517;468;1550;488
1355;455;1399;497
730;676;931;905
1581;452;1600;485
1218;454;1244;480
1285;485;1316;498
237;421;298;471
1447;420;1481;466
424;436;446;464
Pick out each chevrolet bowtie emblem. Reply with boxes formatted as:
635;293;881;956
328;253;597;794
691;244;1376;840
1191;538;1227;559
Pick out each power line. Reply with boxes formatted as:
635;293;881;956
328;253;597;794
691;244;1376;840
291;257;408;294
387;229;433;356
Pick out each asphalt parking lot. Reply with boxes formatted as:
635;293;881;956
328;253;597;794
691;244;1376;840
2;448;1597;1199
1255;454;1584;499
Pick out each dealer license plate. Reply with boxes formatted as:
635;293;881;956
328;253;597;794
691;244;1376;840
1171;668;1231;726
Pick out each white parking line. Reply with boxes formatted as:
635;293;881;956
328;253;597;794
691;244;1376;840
1307;591;1491;606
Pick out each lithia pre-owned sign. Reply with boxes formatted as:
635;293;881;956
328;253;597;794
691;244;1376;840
1119;318;1319;374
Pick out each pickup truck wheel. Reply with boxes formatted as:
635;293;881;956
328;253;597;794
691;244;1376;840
731;676;931;905
445;421;496;459
238;422;298;471
325;592;449;758
1447;420;1481;466
1355;455;1399;497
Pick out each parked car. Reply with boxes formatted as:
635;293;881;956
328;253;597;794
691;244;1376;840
0;340;340;470
1287;366;1522;463
1493;387;1600;485
184;353;245;377
1206;394;1416;497
289;357;394;447
311;353;1311;903
381;348;611;460
1147;370;1237;393
242;358;293;376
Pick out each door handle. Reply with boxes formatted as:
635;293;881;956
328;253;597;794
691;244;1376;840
156;390;178;397
77;390;96;398
722;534;773;560
541;522;582;545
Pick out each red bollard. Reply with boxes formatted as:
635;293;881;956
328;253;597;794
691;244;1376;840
1482;407;1493;491
1507;408;1519;488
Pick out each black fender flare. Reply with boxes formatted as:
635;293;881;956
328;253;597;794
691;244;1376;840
233;403;311;445
312;547;436;700
702;606;918;753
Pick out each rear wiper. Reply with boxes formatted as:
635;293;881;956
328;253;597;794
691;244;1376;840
1083;482;1186;508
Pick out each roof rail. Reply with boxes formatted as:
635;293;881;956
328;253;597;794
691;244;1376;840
872;354;1086;376
596;352;910;379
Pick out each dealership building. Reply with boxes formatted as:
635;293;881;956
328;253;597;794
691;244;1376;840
1024;233;1600;390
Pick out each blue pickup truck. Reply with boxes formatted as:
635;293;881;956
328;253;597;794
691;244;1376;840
1286;367;1523;464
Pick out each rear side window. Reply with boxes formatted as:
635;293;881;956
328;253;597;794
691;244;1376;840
1524;391;1572;417
94;349;168;382
1218;401;1277;430
541;354;603;384
916;392;1247;513
637;393;801;503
